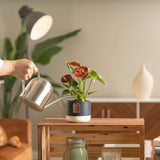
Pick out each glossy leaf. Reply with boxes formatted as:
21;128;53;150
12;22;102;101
67;64;77;73
33;46;62;64
2;38;14;60
70;78;78;87
32;29;81;64
4;76;17;93
62;89;70;96
89;70;106;86
15;32;28;59
64;58;68;63
20;21;27;34
88;91;96;95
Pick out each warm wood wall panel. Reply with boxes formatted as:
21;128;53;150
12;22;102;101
91;103;136;118
140;103;160;139
91;102;160;139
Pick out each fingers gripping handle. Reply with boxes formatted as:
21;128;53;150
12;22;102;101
22;70;40;93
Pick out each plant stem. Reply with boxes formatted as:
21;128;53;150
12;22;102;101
78;78;81;92
85;78;93;99
82;78;87;102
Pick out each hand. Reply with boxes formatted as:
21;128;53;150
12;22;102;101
2;59;38;80
11;59;38;80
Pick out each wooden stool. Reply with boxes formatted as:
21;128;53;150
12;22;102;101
38;118;144;160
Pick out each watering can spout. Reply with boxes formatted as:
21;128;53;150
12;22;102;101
44;95;74;109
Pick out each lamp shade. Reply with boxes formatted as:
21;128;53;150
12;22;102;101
19;5;53;40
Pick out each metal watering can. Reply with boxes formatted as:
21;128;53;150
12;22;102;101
20;71;72;111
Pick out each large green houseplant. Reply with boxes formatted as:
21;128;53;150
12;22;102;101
0;21;81;118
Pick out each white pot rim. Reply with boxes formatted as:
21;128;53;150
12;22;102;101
66;115;91;122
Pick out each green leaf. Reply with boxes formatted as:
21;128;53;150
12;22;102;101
33;46;62;64
89;70;106;86
4;76;17;93
73;86;81;92
50;82;63;88
2;38;14;60
88;91;96;95
32;29;81;63
64;58;68;63
70;78;78;87
67;64;77;73
20;21;27;34
15;32;28;59
62;89;70;96
61;83;69;88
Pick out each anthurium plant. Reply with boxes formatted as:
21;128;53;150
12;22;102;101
61;60;106;102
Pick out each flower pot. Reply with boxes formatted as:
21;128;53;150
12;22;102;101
66;100;91;122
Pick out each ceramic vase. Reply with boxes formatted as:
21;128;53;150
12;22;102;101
63;137;88;160
66;100;91;122
132;64;154;99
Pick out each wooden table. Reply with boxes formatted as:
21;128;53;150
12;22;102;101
38;118;145;160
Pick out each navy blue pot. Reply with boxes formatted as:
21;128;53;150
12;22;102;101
66;100;91;122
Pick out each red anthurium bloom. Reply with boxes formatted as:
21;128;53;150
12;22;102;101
61;74;72;83
67;62;80;66
74;66;88;78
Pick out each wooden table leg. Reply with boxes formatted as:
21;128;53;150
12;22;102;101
140;126;145;160
38;126;42;160
38;126;50;160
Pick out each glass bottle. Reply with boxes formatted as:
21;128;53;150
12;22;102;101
63;137;88;160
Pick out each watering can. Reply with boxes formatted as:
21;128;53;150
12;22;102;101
20;71;72;111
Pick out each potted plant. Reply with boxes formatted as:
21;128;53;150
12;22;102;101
61;59;106;122
0;21;81;118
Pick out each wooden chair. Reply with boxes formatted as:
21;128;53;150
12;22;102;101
0;119;32;160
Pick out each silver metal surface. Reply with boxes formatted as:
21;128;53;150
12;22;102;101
20;77;53;111
20;71;73;111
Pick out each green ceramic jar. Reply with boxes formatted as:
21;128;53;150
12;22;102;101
63;137;88;160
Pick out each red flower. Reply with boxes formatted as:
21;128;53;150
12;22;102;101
61;74;72;83
74;66;88;78
67;62;80;67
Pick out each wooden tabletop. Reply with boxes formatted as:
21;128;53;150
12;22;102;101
38;118;144;126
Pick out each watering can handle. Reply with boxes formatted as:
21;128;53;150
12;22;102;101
22;69;40;93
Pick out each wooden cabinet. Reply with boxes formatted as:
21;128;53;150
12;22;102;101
140;103;160;139
91;103;136;118
90;98;160;140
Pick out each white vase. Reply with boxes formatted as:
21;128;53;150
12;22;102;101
132;64;154;99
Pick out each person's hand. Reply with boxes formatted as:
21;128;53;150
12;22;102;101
2;59;38;80
11;59;38;80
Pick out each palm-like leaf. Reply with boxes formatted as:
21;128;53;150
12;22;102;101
32;29;81;65
2;38;14;60
33;46;62;64
15;32;28;59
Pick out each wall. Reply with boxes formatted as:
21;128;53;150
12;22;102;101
1;0;160;155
